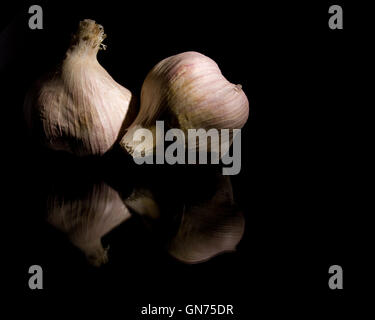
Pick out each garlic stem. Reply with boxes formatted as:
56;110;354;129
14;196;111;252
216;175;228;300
67;19;107;57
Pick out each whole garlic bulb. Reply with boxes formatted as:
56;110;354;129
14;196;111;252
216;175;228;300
120;51;249;155
24;19;133;156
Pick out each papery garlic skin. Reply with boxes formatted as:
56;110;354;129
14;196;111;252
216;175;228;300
24;19;133;156
120;51;249;155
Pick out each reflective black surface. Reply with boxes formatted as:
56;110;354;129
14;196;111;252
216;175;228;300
26;150;245;268
2;0;370;317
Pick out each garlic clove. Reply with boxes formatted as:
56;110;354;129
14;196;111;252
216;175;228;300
120;51;249;156
46;181;131;267
24;19;134;156
168;176;245;264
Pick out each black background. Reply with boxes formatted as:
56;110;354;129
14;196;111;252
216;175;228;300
1;0;371;318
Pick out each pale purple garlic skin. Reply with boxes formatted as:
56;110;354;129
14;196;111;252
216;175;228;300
24;19;133;156
120;51;249;155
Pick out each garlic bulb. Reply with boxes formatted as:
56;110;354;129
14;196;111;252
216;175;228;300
47;182;131;266
24;19;133;156
120;51;249;155
168;176;244;264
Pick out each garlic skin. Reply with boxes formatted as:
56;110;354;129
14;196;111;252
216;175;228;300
120;51;249;155
24;19;133;156
168;176;244;264
47;182;131;267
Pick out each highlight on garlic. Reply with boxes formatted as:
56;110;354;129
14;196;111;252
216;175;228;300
24;19;134;156
167;176;245;264
46;181;131;267
120;51;249;157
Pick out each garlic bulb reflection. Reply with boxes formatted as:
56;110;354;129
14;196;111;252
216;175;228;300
124;188;160;220
168;176;244;264
47;182;131;266
120;51;249;155
24;19;133;156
